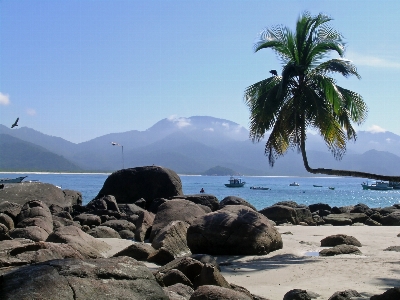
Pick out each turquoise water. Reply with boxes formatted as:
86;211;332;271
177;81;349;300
1;173;400;210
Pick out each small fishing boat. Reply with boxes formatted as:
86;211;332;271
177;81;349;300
361;181;393;190
289;182;299;186
250;186;269;190
313;185;323;187
0;176;27;184
225;177;246;188
328;187;335;190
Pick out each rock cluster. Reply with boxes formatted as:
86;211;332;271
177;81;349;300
0;166;398;299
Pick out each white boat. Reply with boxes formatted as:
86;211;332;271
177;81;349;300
289;182;299;186
250;186;269;190
0;176;27;184
361;181;393;190
225;177;246;188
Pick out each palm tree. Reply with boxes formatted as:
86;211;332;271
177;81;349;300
245;12;400;182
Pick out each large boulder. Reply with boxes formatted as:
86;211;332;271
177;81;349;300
190;285;252;300
381;211;400;225
96;166;183;206
328;289;361;300
0;201;22;219
150;199;206;242
0;183;78;208
73;213;101;227
320;234;362;247
259;205;298;225
86;226;121;238
46;225;111;258
187;205;282;255
0;256;169;300
113;243;156;261
370;287;400;300
86;195;120;214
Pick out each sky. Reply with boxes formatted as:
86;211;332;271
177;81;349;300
1;0;400;143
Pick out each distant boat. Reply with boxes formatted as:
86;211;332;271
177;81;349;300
362;181;393;190
313;185;323;187
250;186;269;190
0;176;27;184
389;182;400;189
225;177;246;188
328;187;335;190
289;182;299;186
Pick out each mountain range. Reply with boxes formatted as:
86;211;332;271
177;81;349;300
1;115;400;176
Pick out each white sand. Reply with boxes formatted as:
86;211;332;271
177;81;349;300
100;226;400;299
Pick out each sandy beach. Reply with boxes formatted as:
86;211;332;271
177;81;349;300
101;225;400;299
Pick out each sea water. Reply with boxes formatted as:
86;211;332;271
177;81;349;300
1;173;400;210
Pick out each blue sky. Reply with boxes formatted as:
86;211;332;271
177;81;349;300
1;0;400;143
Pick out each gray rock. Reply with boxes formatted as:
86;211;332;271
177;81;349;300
193;263;230;289
283;289;311;300
135;209;155;242
328;289;361;300
73;213;101;226
157;256;203;283
9;226;50;242
96;166;183;206
119;229;136;239
147;247;176;265
259;204;299;225
187;205;282;255
152;220;191;258
0;213;14;230
86;194;119;212
46;225;111;258
113;242;155;260
163;283;194;300
0;256;168;300
0;201;22;219
370;287;400;300
309;203;331;213
381;211;400;225
62;189;82;206
101;219;136;233
161;269;193;288
150;199;206;242
172;194;219;211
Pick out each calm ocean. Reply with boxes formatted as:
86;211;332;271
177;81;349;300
1;173;400;210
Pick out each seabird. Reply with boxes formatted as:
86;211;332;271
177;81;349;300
269;70;278;76
11;117;19;128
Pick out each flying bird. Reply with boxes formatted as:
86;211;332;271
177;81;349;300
269;70;278;76
11;117;19;128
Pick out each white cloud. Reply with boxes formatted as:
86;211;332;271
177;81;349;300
204;127;214;132
167;115;191;128
367;125;386;133
386;138;392;143
26;108;36;116
0;92;10;105
222;122;229;129
346;51;400;69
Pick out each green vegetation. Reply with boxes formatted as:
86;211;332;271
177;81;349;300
202;166;240;176
244;12;399;181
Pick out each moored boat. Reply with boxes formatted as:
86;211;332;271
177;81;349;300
361;181;393;190
0;176;27;184
289;182;299;186
225;177;246;188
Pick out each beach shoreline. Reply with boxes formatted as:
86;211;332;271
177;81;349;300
101;225;400;299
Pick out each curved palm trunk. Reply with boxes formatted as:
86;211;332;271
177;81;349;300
299;131;400;182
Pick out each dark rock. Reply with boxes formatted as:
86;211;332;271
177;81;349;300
157;256;203;283
331;206;354;214
370;287;400;300
259;205;298;225
365;218;382;226
0;256;169;300
62;189;82;206
220;196;257;211
113;242;155;260
152;220;191;258
350;203;372;215
46;225;111;258
86;195;119;212
73;213;101;226
381;211;400;225
187;205;282;255
309;203;331;213
320;234;362;247
0;201;22;219
147;247;176;265
193;263;230;289
328;289;361;300
101;219;136;232
274;201;302;208
283;289;311;300
0;213;14;230
172;194;219;211
383;246;400;252
96;166;183;207
148;198;167;214
52;215;81;228
0;223;11;241
161;269;193;288
134;198;147;208
86;226;121;238
135;209;155;242
150;199;206;242
119;229;135;239
163;283;194;300
189;285;252;300
319;245;362;256
323;213;369;226
9;226;49;242
0;183;75;208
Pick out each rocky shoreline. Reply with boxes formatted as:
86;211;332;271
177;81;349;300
0;166;399;299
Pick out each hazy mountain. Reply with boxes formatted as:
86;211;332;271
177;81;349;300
1;116;400;176
0;134;81;172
